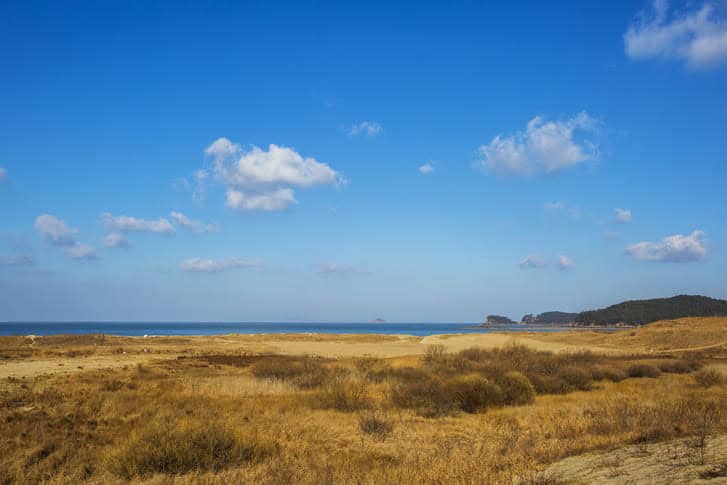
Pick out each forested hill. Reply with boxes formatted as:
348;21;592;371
575;295;727;326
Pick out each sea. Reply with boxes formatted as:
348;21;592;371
0;322;590;337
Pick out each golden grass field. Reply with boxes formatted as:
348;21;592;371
0;317;726;484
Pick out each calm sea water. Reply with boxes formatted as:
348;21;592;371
0;322;582;337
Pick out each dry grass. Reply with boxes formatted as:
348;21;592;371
0;323;726;484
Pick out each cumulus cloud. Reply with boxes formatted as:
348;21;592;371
206;138;344;212
349;121;383;137
180;257;261;273
626;230;706;262
104;233;131;249
65;243;98;260
0;168;7;183
478;112;599;176
34;214;78;246
615;208;632;223
169;211;218;233
101;213;175;234
419;162;435;174
624;0;727;69
519;255;547;269
557;255;575;270
317;263;370;276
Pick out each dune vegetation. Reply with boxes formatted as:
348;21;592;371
0;319;726;483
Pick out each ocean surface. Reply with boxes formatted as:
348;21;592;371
0;322;587;337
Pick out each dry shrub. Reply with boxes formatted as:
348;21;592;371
358;411;394;440
497;371;536;406
627;364;661;378
527;374;570;395
449;375;503;413
422;344;446;366
658;359;701;374
315;376;371;412
355;356;392;383
590;364;627;382
389;373;455;417
250;355;338;389
105;419;277;478
555;366;593;391
694;368;725;388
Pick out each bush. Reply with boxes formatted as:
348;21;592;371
316;377;371;412
658;359;701;374
556;366;593;391
106;419;277;478
389;374;455;417
355;356;392;383
250;356;336;389
422;344;446;366
498;371;536;406
448;375;503;413
627;364;661;378
694;368;725;388
358;411;394;440
590;365;627;382
527;374;570;395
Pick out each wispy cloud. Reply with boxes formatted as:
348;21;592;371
0;167;7;183
626;230;706;262
65;243;98;260
478;112;599;176
170;212;219;233
349;121;382;137
624;0;727;69
180;257;262;273
101;213;175;234
615;208;632;223
519;255;547;269
317;263;370;276
206;138;345;212
543;201;581;220
0;254;33;267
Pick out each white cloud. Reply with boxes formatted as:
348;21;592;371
101;213;175;234
478;112;599;176
0;168;7;183
544;201;566;210
557;255;575;270
225;188;296;211
349;121;383;137
104;233;131;249
65;243;98;260
206;138;344;212
626;230;706;262
169;211;219;233
34;214;78;246
615;208;632;223
624;1;727;69
317;263;370;276
419;162;435;174
519;255;547;269
0;254;32;266
180;257;261;273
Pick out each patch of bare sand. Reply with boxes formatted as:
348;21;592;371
0;354;158;379
544;434;727;484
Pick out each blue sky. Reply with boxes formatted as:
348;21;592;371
1;0;726;322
